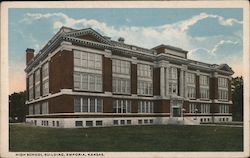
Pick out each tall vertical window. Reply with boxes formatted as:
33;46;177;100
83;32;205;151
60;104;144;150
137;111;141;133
218;77;228;88
28;75;34;101
218;77;228;101
186;72;195;84
200;88;209;99
29;105;33;115
187;87;196;99
42;62;49;96
112;59;131;94
200;75;209;86
74;50;103;92
219;105;229;113
200;104;210;113
35;69;40;99
186;72;195;99
41;101;49;114
112;100;131;113
137;64;153;96
200;75;209;99
34;103;40;115
138;101;154;113
169;67;178;95
189;103;197;113
74;97;103;113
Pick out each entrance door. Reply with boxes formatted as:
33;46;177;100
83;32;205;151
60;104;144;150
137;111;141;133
172;107;181;117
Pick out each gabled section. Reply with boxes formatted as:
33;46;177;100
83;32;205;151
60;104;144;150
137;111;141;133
217;64;234;73
65;28;111;45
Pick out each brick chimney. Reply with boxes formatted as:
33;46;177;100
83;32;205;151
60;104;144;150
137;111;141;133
26;48;35;65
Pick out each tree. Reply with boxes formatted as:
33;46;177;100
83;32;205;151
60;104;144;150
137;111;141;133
9;91;27;122
232;76;243;121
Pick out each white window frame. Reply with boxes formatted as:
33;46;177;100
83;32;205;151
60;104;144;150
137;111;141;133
74;97;103;113
138;101;154;113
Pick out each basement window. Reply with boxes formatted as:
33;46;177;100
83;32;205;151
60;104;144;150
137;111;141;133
75;121;83;127
138;120;142;124
113;120;119;125
127;120;131;125
86;121;93;127
96;121;103;126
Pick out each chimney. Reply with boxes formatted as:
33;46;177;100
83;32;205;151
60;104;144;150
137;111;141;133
26;48;35;65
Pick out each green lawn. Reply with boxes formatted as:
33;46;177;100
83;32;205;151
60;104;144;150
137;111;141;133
9;124;243;152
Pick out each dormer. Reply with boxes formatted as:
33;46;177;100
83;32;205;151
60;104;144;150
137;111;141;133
152;44;188;59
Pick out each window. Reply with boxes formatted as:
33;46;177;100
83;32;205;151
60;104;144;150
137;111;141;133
112;59;130;75
75;121;83;127
42;62;49;96
138;120;143;124
52;121;55;126
113;100;131;113
29;75;34;100
200;75;209;86
186;72;195;84
29;105;33;115
42;79;49;96
200;104;210;113
112;78;130;94
218;90;228;100
189;103;197;113
169;67;177;79
144;119;148;124
138;101;154;113
200;88;209;99
112;59;131;94
74;97;103;113
187;87;196;99
74;50;102;70
42;62;49;78
169;83;178;95
56;121;59;127
137;64;152;78
35;70;40;98
127;120;132;125
219;105;229;113
137;81;153;95
149;119;154;124
34;103;40;115
113;120;119;125
41;101;49;114
218;77;228;88
74;72;102;92
120;120;125;125
96;121;103;126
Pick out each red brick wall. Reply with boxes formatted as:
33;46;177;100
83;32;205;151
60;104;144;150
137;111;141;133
26;52;34;65
103;57;112;92
131;100;138;113
49;95;74;113
210;78;218;99
196;75;200;99
103;97;112;113
153;68;160;96
131;64;137;94
154;100;170;113
49;50;73;94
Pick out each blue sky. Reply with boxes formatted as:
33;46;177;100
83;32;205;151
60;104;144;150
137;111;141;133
8;8;243;94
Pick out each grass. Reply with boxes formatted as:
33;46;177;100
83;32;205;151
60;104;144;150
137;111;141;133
9;124;243;152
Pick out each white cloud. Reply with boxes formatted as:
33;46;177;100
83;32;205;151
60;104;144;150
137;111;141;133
211;40;238;54
21;12;243;76
175;12;242;32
